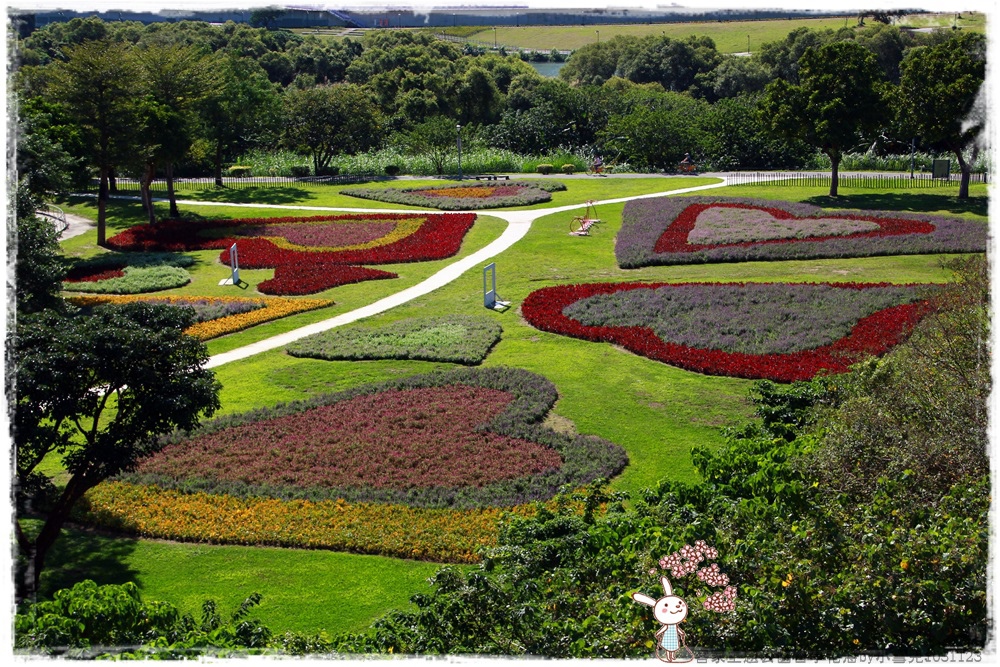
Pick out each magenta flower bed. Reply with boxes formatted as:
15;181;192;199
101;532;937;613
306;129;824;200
123;367;628;509
137;386;563;491
522;281;930;382
231;221;398;247
106;213;476;295
616;197;988;268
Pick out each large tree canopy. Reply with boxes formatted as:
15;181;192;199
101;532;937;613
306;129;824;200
896;32;986;199
761;40;887;196
14;303;221;599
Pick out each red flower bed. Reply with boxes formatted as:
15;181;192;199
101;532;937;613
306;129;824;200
522;282;928;382
64;267;126;283
136;385;563;491
106;213;476;296
654;202;934;254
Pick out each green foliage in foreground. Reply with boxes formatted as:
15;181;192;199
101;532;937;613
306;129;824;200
287;315;503;365
15;580;276;658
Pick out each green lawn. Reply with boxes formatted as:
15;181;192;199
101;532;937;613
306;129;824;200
35;522;446;636
476;17;857;53
41;179;988;637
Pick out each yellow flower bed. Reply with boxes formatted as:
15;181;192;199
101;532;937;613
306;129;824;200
68;295;333;340
420;187;498;198
83;482;538;563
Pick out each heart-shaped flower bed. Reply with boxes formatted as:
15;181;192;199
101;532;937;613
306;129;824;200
106;213;476;295
120;367;628;509
522;281;931;381
342;179;567;210
616;197;988;268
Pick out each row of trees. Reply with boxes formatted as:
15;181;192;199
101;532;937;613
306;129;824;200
14;17;986;248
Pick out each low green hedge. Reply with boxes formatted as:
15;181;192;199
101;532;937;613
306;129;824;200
286;315;502;365
63;265;192;294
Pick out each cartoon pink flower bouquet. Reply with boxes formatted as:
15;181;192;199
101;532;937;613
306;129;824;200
632;540;737;662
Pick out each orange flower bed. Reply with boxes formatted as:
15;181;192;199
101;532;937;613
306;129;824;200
67;295;333;340
419;186;502;199
82;482;538;563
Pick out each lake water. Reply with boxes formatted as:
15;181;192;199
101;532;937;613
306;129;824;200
529;61;567;78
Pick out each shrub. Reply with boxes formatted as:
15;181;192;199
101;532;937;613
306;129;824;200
384;165;401;176
536;164;554;175
317;166;340;176
227;166;252;178
287;315;502;364
561;164;576;174
62;265;192;294
289;165;310;177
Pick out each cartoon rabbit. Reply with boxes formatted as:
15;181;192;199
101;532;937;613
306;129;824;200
632;576;691;663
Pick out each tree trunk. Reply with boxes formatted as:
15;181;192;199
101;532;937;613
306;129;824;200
108;167;118;193
953;145;971;200
140;162;157;225
97;166;109;247
214;145;224;187
18;472;95;601
166;163;180;218
829;150;841;197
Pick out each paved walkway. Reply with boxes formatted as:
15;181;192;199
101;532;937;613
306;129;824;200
197;178;730;368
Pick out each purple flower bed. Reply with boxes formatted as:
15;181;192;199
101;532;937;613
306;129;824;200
616;197;988;268
687;206;880;244
228;221;398;248
563;282;925;356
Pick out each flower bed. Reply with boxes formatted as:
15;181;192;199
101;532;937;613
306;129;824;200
522;282;931;381
118;367;628;509
106;213;476;295
67;294;333;340
82;482;534;563
62;265;192;294
341;180;567;210
616;197;988;268
286;315;502;364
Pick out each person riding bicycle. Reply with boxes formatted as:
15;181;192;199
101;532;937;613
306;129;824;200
592;155;604;174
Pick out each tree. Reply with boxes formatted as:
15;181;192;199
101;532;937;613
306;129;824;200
249;7;286;29
14;303;221;599
12;185;68;315
46;39;141;246
200;55;283;186
282;84;383;175
897;33;986;199
599;89;708;170
402;116;460;175
133;43;218;221
761;41;887;196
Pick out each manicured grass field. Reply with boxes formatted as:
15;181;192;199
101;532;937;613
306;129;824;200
44;178;987;637
477;17;858;53
35;522;445;636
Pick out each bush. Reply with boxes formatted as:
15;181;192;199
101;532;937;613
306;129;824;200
561;164;576;174
317;166;340;176
384;165;401;176
536;164;554;175
227;166;252;178
289;165;310;177
287;315;502;365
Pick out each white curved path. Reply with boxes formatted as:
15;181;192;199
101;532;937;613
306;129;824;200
118;179;731;368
